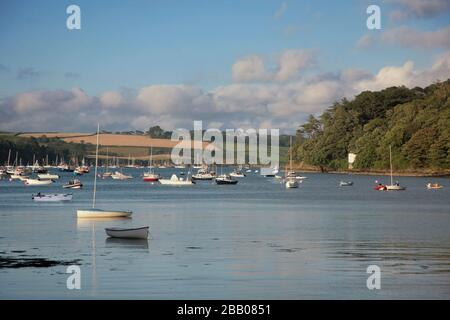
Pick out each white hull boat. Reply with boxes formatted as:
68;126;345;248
105;226;149;239
229;171;245;178
285;179;299;188
285;137;298;189
426;183;443;190
159;174;194;185
386;185;406;191
24;179;53;186
111;171;133;180
11;175;29;181
38;173;60;180
77;208;132;218
32;193;73;202
385;146;406;191
339;181;354;187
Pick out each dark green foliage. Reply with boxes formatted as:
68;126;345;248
295;80;450;170
0;135;91;166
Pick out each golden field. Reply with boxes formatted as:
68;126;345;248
18;132;213;150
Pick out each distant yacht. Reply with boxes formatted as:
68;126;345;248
285;137;299;189
385;145;406;191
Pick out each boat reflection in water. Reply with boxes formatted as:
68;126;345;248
105;237;149;250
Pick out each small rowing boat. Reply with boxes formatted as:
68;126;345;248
105;226;149;239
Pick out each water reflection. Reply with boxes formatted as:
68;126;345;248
105;238;149;250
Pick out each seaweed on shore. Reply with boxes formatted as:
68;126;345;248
0;256;81;269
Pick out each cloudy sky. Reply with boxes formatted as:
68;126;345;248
0;0;449;133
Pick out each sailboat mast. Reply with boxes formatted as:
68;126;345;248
289;136;293;172
92;124;100;209
106;147;109;173
150;146;153;172
389;145;393;186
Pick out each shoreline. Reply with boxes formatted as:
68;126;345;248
290;166;450;177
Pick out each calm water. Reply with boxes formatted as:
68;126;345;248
0;169;449;299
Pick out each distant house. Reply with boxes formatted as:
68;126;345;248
348;153;357;169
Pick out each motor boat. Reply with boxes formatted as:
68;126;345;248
32;193;73;202
37;173;60;180
215;174;238;185
105;226;149;239
285;178;299;188
192;167;215;181
229;170;246;178
159;174;194;185
374;184;387;191
24;178;54;186
260;166;278;177
339;181;354;187
426;183;443;190
143;172;160;182
111;171;133;180
63;179;83;189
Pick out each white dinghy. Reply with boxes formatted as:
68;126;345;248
77;124;132;219
105;226;149;239
32;193;73;202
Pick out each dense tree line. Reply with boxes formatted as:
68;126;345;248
295;80;450;171
0;135;90;166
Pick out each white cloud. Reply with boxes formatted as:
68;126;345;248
232;55;270;82
232;49;315;83
274;49;315;81
355;61;416;91
1;53;450;132
100;91;124;108
136;85;214;117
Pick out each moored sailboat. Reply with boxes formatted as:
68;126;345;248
385;145;406;191
285;137;299;189
77;124;132;219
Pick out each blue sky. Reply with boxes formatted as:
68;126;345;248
0;0;449;131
